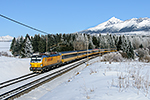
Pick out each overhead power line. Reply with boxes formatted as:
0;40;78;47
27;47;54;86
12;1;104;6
0;14;49;35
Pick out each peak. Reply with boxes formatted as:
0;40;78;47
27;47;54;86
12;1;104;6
110;17;118;20
103;17;122;26
108;17;122;22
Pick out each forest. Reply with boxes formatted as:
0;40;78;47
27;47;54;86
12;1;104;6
10;33;150;59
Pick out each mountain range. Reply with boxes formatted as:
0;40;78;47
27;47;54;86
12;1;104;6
79;17;150;35
0;35;13;42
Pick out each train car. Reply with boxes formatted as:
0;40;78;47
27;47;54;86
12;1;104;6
99;49;110;54
30;48;117;73
110;48;117;52
61;51;78;63
30;53;62;73
91;49;100;55
77;50;88;59
87;49;93;57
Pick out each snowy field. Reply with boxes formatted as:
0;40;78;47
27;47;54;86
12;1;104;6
0;42;30;82
1;42;150;100
39;60;150;100
17;57;150;100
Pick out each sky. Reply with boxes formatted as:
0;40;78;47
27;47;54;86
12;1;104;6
0;0;150;37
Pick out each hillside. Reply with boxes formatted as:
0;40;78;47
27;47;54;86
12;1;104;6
79;17;150;35
0;35;13;42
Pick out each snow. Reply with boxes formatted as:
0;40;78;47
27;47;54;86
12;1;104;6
0;42;11;52
88;17;123;31
99;31;150;36
37;59;150;100
0;57;30;82
0;35;13;42
87;17;150;34
0;42;30;82
17;55;150;100
1;42;150;100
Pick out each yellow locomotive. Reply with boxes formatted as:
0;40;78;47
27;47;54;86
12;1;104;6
30;53;62;72
30;48;116;73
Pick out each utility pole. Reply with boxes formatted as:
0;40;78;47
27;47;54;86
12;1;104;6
46;35;48;53
99;43;101;60
86;40;89;66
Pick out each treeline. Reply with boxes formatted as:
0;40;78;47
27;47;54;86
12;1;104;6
10;33;135;58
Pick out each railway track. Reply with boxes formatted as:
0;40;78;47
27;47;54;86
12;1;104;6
0;73;38;89
0;57;89;100
0;53;102;100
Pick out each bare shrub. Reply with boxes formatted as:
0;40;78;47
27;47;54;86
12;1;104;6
147;46;150;55
76;72;80;76
136;48;149;61
112;65;150;97
101;52;123;62
2;52;8;56
143;55;150;62
0;51;12;57
119;51;128;58
73;40;87;50
89;68;97;75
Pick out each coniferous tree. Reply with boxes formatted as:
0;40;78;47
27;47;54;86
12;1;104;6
18;36;24;55
13;37;22;56
92;36;98;48
32;34;40;52
20;34;34;58
139;44;143;48
116;36;123;51
109;34;116;48
10;37;16;53
126;41;134;59
38;35;46;53
9;33;137;59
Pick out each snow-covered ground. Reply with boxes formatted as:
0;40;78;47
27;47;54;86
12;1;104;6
1;42;150;100
0;35;13;42
16;57;150;100
0;42;11;52
0;42;30;82
38;60;150;100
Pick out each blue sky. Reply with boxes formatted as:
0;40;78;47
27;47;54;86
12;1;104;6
0;0;150;37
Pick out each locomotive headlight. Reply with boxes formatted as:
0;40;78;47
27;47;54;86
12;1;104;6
41;64;43;67
30;64;31;67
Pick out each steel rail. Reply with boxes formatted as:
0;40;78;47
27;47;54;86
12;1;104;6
0;73;34;85
0;58;87;100
0;51;114;100
0;73;39;89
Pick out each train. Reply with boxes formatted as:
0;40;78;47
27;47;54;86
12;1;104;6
30;48;116;73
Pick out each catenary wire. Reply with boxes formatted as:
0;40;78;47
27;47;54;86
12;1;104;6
0;14;49;35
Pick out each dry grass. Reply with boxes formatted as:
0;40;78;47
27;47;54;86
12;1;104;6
0;51;12;57
111;64;150;97
139;55;150;63
101;52;123;62
89;68;98;75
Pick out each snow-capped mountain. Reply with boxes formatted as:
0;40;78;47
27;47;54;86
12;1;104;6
79;17;150;35
0;35;13;42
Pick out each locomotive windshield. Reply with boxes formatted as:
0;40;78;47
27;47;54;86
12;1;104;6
31;55;42;62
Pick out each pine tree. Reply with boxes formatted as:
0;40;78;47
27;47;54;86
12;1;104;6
18;36;24;54
32;34;40;52
10;37;16;53
13;37;22;56
88;42;93;49
116;36;123;51
109;34;116;48
139;44;143;48
38;35;46;53
92;36;98;48
20;34;34;58
126;41;134;59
